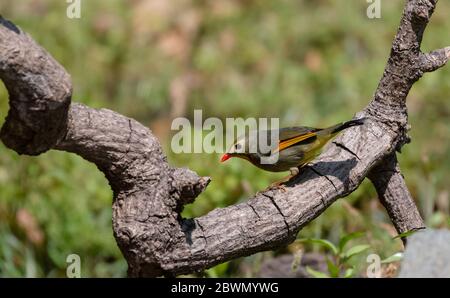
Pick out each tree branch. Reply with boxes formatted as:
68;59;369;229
369;153;425;243
0;0;447;277
419;46;450;73
0;17;71;155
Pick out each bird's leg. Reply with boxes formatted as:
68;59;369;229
265;167;302;192
289;166;300;177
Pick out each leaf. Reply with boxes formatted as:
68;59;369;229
344;267;355;278
338;231;365;253
326;257;340;277
306;266;330;278
343;244;370;260
381;252;403;264
392;230;419;240
297;238;338;255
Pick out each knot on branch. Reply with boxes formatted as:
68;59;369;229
411;0;435;22
170;168;211;209
115;226;135;247
395;123;412;153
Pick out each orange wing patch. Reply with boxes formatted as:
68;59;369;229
273;132;317;154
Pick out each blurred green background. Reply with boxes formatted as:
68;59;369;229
0;0;449;277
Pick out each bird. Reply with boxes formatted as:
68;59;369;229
220;118;365;177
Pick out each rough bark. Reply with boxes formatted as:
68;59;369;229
369;153;425;240
0;0;448;277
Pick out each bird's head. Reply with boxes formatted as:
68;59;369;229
221;136;249;162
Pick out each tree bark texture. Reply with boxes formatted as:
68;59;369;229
0;1;448;276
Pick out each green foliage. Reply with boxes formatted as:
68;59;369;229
392;230;420;240
0;0;449;277
297;232;369;278
299;239;339;256
381;252;403;264
343;245;370;261
306;266;330;278
205;262;230;278
338;231;365;252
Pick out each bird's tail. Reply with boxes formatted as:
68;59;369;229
303;118;366;160
329;118;366;134
322;118;366;136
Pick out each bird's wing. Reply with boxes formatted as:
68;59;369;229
273;127;318;154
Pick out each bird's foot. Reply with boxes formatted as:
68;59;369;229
265;181;287;193
260;167;304;194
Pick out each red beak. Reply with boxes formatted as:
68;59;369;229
220;154;231;162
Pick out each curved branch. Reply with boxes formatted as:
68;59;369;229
0;17;71;154
0;0;447;277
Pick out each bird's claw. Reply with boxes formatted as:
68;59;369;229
259;167;304;194
265;181;287;192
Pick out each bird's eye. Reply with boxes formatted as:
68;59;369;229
235;143;242;151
